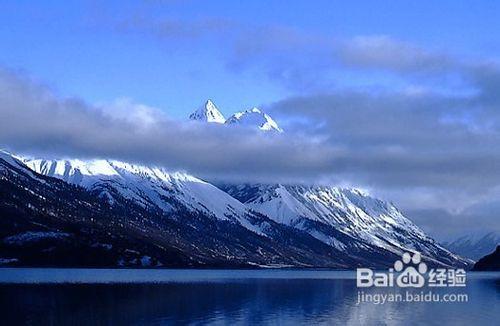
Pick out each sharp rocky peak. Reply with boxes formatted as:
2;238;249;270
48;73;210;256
189;99;226;124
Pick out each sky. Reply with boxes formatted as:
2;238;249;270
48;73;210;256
0;1;499;239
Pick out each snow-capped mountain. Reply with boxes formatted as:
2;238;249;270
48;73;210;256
225;108;283;132
0;149;470;268
442;231;500;261
189;99;226;124
220;184;469;267
23;158;264;235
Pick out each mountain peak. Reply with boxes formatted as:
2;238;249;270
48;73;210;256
226;107;283;132
189;99;226;124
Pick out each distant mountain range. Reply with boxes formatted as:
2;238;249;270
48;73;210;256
441;232;500;261
0;101;473;269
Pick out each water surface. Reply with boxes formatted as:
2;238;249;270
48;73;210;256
0;269;498;325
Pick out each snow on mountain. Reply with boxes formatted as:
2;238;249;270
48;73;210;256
5;150;357;268
220;184;469;267
442;231;500;261
225;108;283;132
0;150;24;173
188;100;283;132
0;150;47;182
189;99;226;124
23;158;264;235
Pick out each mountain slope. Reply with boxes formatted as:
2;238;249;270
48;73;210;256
472;246;500;271
0;151;190;267
442;232;500;261
220;184;470;268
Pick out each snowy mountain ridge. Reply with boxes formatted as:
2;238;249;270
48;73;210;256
1;148;470;268
2;150;362;268
220;183;465;266
23;157;266;235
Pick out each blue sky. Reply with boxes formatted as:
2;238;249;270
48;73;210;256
0;1;499;117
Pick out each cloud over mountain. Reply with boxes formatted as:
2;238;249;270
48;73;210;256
0;68;333;183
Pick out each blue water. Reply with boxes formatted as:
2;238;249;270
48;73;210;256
0;269;498;325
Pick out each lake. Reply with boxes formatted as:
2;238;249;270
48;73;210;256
0;269;498;325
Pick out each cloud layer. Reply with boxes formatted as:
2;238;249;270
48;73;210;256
0;68;336;182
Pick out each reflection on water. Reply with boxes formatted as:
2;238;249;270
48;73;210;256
0;269;498;325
